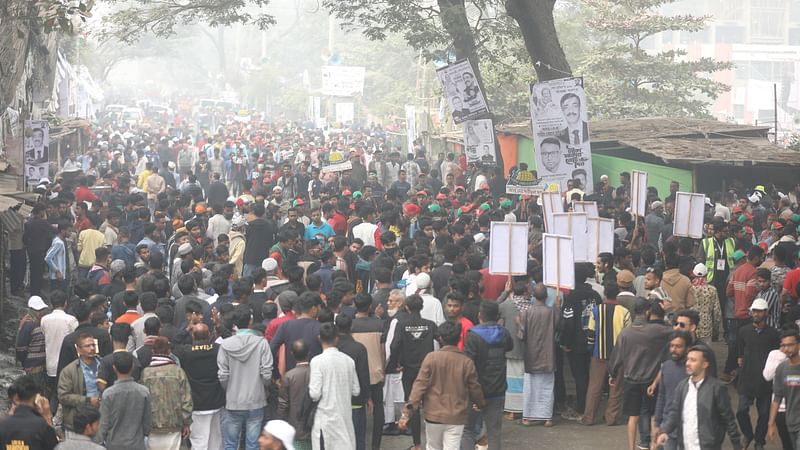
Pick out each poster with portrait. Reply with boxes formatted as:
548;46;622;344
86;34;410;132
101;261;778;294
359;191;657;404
24;120;49;189
436;59;489;124
463;119;496;165
529;77;593;194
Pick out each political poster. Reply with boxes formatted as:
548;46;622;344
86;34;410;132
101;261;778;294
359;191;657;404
436;59;489;124
321;66;366;97
24;120;49;189
321;150;352;174
529;77;593;194
463;119;496;165
405;105;417;153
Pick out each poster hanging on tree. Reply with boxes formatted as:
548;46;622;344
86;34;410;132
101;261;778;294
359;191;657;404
463;119;496;165
436;59;489;124
24;120;49;189
529;77;594;194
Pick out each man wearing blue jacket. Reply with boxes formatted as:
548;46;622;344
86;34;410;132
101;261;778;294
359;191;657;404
462;301;514;450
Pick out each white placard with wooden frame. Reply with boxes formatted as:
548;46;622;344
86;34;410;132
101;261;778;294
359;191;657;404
552;212;589;262
543;233;575;290
630;170;648;218
540;190;563;233
586;217;615;262
573;201;599;218
488;221;529;275
672;192;706;239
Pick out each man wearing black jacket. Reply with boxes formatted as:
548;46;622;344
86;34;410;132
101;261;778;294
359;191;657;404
243;203;276;277
173;324;226;450
57;302;112;376
23;203;54;295
657;345;742;450
462;301;513;450
1;374;58;450
387;294;436;450
560;263;602;417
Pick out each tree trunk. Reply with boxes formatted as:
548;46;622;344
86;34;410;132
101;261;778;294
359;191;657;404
506;0;572;81
437;0;505;169
0;0;36;112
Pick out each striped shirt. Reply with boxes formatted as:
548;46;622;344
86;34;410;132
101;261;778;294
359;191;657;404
758;287;781;329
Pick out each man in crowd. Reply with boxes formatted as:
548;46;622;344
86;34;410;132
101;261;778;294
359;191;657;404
218;305;273;450
309;322;361;450
400;320;485;448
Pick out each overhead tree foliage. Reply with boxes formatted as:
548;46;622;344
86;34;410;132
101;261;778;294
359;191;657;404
577;0;733;118
99;0;275;43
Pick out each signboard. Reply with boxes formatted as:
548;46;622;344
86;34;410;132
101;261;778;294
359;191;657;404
335;102;354;124
322;150;353;173
540;190;564;233
24;120;49;189
630;170;648;217
573;201;599;218
586;217;615;263
488;221;529;275
552;212;589;262
529;77;593;193
436;59;489;124
463;119;496;165
405;105;416;153
543;233;575;290
321;66;366;97
673;192;706;238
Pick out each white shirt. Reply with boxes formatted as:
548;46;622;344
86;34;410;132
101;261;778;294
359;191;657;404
682;377;703;450
40;309;78;376
420;292;446;325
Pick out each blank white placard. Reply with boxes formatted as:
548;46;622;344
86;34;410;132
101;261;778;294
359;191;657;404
543;233;575;290
630;170;648;217
540;191;563;233
586;217;615;262
552;212;589;262
672;192;706;239
573;201;599;218
488;221;530;275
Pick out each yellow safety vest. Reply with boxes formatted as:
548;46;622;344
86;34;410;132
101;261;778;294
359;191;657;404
702;237;735;283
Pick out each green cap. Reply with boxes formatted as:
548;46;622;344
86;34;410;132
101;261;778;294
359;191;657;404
737;215;747;223
352;191;363;199
428;204;441;213
791;213;800;224
480;203;490;211
500;199;513;208
732;250;746;262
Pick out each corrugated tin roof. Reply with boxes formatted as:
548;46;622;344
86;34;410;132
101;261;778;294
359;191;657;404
496;117;771;142
495;117;800;167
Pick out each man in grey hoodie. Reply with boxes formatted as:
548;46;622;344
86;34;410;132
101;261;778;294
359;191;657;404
217;305;273;450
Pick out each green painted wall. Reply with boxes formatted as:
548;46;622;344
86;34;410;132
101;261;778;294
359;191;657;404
516;136;693;197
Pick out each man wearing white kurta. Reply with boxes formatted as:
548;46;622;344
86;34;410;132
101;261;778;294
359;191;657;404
309;323;360;450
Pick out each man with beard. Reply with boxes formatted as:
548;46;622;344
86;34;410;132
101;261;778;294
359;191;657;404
652;331;692;450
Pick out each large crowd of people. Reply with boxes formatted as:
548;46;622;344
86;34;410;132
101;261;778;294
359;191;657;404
3;112;800;450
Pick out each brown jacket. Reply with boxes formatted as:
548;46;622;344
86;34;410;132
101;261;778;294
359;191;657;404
278;363;310;440
404;346;485;425
661;268;695;310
